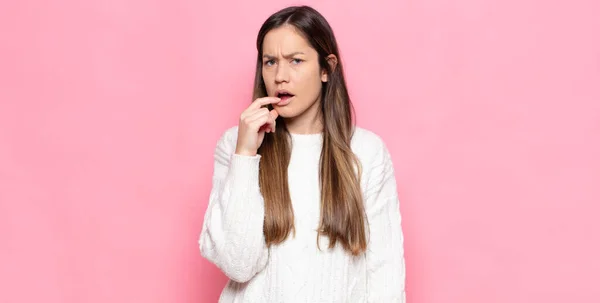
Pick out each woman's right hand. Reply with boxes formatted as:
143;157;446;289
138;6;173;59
235;97;281;156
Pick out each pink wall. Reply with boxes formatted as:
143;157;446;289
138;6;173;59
1;0;599;302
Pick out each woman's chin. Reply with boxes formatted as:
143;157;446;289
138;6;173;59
274;107;294;118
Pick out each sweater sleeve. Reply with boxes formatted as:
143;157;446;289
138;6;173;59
364;139;407;302
198;128;269;283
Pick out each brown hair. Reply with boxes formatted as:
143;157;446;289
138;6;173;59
254;6;367;256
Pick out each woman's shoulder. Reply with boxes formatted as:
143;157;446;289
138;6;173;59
351;126;394;165
351;126;388;151
213;124;392;158
220;125;239;139
213;125;239;156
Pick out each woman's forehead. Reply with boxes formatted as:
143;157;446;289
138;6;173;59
262;26;313;55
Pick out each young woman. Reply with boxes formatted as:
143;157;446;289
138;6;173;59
199;5;406;302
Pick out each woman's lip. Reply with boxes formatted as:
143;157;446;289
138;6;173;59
276;96;293;106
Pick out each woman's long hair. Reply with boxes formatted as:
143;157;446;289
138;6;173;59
254;6;367;256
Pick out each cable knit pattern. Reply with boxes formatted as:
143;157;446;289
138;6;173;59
199;126;406;302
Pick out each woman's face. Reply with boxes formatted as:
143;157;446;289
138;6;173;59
261;25;328;120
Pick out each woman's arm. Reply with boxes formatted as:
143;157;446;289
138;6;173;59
364;139;407;302
199;127;269;283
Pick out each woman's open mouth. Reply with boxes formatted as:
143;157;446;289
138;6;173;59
276;91;295;105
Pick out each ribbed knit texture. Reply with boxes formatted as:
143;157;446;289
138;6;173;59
199;126;406;302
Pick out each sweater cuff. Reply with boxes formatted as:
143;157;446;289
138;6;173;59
227;153;261;194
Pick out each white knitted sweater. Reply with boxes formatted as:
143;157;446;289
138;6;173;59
199;126;406;302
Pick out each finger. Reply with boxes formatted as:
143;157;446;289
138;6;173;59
241;100;276;120
258;123;271;133
245;108;270;123
264;115;275;133
240;97;281;119
249;114;271;131
250;97;282;109
254;110;276;132
268;109;278;132
260;108;277;131
257;109;278;132
269;108;279;120
247;109;272;130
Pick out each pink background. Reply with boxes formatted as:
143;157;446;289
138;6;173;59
1;0;599;302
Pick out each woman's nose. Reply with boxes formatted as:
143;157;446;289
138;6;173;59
275;64;289;83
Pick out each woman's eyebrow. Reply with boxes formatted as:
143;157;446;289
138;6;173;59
263;52;305;59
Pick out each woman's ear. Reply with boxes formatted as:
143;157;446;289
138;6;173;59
321;54;338;82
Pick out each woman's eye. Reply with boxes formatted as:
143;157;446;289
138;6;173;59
292;59;303;64
264;60;275;66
